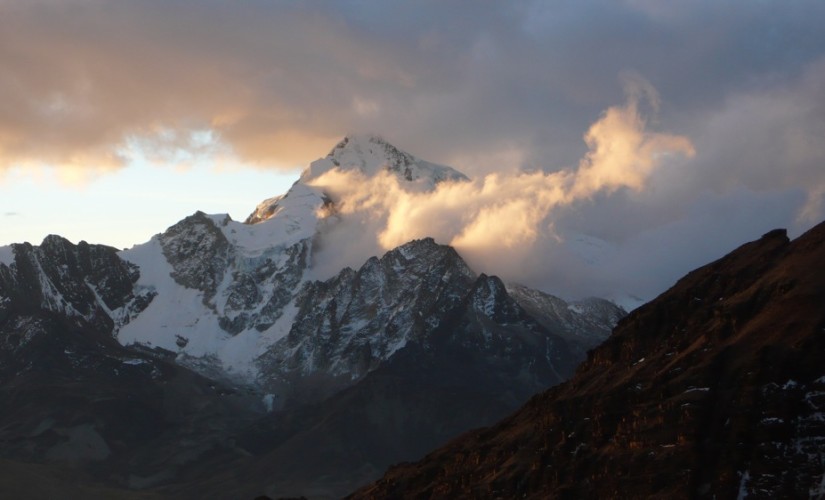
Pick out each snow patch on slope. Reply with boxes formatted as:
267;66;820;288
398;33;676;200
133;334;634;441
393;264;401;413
606;293;646;312
220;298;300;377
119;238;225;354
119;234;305;380
228;183;325;250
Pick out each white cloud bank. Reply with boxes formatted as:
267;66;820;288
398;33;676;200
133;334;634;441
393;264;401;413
306;83;695;300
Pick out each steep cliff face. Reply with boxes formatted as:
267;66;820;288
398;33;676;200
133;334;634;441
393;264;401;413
117;191;323;380
0;236;152;337
349;224;825;500
254;238;476;404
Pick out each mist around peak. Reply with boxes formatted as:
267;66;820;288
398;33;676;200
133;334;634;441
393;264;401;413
300;83;694;302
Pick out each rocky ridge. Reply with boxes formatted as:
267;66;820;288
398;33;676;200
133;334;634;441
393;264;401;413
0;235;153;336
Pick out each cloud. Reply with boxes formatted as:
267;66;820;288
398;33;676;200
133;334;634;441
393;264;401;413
306;84;694;289
0;1;366;175
687;57;825;218
2;1;822;180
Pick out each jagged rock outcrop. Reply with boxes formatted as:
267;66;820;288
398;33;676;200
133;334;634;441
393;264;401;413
254;238;476;403
0;235;152;335
157;211;311;336
349;224;825;499
253;237;615;410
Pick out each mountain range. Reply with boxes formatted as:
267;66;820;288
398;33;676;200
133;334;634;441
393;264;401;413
5;134;821;499
0;135;624;498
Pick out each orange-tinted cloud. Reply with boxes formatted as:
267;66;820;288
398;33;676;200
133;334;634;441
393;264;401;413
307;85;695;273
0;2;415;178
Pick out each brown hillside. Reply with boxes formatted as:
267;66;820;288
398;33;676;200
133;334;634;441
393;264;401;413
349;224;825;499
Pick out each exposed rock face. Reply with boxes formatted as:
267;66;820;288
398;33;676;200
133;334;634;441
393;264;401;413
0;237;260;494
160;211;232;300
274;238;477;377
254;237;615;409
158;211;311;336
0;235;152;335
349;224;825;500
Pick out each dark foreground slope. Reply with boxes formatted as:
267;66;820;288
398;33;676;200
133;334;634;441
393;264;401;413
350;224;825;499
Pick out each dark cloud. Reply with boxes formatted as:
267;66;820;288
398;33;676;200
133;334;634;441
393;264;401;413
1;0;824;300
2;1;821;172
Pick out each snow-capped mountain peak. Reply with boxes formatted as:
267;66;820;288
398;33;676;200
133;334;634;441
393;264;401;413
300;134;468;189
246;135;465;227
116;135;472;381
92;136;625;392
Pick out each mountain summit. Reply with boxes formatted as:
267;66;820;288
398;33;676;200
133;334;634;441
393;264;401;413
246;134;467;225
302;134;468;187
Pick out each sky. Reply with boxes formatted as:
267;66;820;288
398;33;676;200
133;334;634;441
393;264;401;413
1;0;825;303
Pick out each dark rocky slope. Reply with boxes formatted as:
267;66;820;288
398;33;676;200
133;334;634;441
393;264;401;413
0;235;623;499
162;272;593;499
350;223;825;499
0;238;269;496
